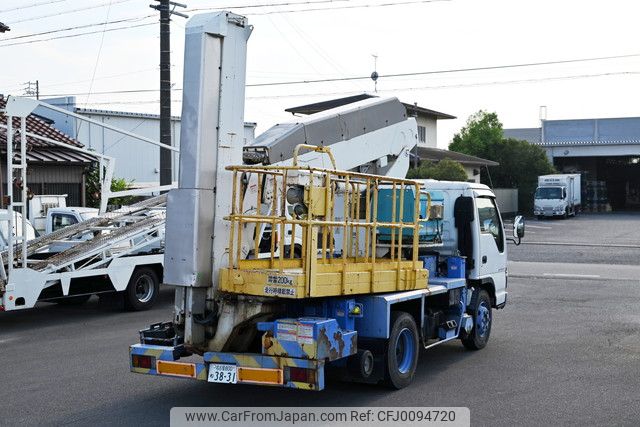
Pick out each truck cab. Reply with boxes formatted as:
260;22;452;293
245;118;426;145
45;207;99;235
416;181;508;308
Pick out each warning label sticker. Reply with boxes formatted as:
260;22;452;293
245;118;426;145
276;322;315;345
264;286;296;297
296;324;314;345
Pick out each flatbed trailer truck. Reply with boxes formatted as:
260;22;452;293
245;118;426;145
129;11;525;390
0;97;177;312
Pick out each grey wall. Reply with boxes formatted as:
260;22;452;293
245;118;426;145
493;188;519;214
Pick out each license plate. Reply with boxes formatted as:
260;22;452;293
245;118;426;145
207;363;238;384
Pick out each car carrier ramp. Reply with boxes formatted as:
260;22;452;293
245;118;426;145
0;195;167;288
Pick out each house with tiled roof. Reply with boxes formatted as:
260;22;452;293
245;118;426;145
0;95;94;206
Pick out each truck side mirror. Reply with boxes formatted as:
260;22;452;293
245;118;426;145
511;215;525;245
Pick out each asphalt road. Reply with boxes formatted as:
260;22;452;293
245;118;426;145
1;213;639;426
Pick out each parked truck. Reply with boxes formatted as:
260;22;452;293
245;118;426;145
0;96;178;312
128;11;525;391
534;174;581;219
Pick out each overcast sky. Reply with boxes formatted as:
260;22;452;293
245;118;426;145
1;0;638;147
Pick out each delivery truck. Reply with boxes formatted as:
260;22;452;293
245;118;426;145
534;174;581;219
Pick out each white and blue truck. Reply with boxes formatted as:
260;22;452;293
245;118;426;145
128;11;524;391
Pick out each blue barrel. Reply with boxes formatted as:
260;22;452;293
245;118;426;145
446;256;466;278
419;255;438;278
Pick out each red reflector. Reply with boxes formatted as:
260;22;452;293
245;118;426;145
288;367;315;383
132;354;155;369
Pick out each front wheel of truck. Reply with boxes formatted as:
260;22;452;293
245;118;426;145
384;311;419;389
461;289;492;350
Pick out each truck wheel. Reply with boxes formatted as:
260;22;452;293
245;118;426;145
461;289;492;350
56;295;91;305
385;311;419;389
124;267;159;311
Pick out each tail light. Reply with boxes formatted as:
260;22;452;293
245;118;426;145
132;354;155;369
286;366;316;384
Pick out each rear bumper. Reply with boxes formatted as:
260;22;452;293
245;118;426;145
130;344;325;390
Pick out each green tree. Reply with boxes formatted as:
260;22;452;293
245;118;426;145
407;158;468;182
85;163;137;209
449;110;555;213
449;110;503;158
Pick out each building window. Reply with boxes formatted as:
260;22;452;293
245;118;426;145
418;125;426;143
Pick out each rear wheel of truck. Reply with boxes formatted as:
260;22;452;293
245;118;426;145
385;311;419;389
124;267;159;311
461;289;492;350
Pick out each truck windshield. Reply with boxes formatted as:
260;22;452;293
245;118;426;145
535;187;563;199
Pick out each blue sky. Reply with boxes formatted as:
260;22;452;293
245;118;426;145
1;0;639;146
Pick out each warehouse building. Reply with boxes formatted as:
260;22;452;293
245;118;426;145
505;116;640;210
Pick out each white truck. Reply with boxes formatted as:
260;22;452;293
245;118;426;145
534;174;581;219
129;11;525;391
28;194;99;235
0;96;178;312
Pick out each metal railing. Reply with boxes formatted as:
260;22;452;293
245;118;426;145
221;145;431;298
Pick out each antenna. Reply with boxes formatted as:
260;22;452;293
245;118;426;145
370;54;378;93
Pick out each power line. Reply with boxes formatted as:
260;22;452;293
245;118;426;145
186;0;347;13
83;0;115;109
43;69;640;107
0;0;446;47
243;52;640;87
245;70;640;99
6;0;135;25
0;15;154;41
246;0;451;15
35;69;640;99
0;22;155;48
0;0;70;14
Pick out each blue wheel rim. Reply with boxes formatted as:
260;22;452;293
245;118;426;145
395;328;415;374
476;302;491;338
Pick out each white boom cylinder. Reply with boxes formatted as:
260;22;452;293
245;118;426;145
162;12;252;344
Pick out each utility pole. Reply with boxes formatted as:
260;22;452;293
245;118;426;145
150;0;187;188
23;80;39;99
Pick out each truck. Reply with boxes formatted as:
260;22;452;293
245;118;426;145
28;194;99;235
0;96;178;312
128;11;525;391
534;174;581;219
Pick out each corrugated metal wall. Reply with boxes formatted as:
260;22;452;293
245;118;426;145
1;162;85;207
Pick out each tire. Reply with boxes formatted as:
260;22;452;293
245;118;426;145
537;215;543;220
461;289;492;350
56;294;91;305
124;267;159;311
385;311;419;389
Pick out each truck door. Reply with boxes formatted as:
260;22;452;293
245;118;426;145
475;197;507;305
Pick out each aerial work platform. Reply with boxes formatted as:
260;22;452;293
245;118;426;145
219;145;430;299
